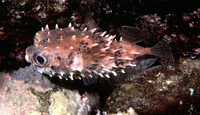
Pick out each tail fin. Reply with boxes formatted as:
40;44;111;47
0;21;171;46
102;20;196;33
151;40;174;63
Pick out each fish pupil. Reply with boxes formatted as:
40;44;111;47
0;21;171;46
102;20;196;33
36;55;45;64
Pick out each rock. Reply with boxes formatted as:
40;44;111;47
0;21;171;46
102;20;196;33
0;65;100;115
105;58;200;114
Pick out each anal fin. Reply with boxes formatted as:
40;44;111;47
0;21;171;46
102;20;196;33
135;55;158;70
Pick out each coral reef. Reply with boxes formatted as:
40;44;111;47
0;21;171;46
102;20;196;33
105;58;200;114
0;66;100;115
0;72;42;114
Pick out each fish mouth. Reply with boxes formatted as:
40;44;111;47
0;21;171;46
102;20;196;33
25;45;35;63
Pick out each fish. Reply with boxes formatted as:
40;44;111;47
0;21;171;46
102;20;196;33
25;13;173;85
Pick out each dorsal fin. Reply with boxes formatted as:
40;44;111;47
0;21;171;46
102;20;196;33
121;26;149;43
80;12;98;31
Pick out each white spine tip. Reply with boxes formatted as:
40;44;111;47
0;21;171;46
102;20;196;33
60;36;63;40
47;38;50;42
105;35;109;38
69;73;74;80
47;31;50;35
80;74;85;77
101;65;106;68
68;23;72;28
100;31;107;37
112;65;118;68
107;41;112;46
105;47;110;50
45;24;49;30
72;35;76;38
105;74;110;78
60;71;64;76
128;63;136;67
111;71;117;76
86;69;91;73
108;35;116;41
52;71;56;75
125;57;133;60
108;35;114;41
58;75;62;79
121;69;125;73
120;37;123;41
83;27;87;32
70;46;73;49
92;43;98;47
92;70;98;74
99;73;104;78
89;74;93;78
71;27;75;31
90;28;97;33
41;27;44;31
55;24;59;29
108;57;114;59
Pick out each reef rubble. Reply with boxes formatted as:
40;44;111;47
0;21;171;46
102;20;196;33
105;58;200;114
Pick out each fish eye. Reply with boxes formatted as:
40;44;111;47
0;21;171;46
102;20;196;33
36;55;45;64
33;53;48;66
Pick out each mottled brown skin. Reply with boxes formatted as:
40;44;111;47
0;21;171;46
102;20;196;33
25;23;171;84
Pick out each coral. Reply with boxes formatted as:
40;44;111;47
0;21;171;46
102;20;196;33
0;73;39;114
49;89;99;115
0;65;100;114
49;89;79;115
